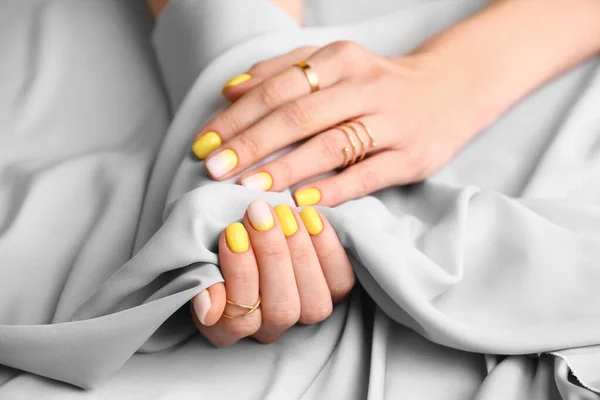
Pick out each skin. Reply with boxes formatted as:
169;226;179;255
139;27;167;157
152;0;600;345
192;203;354;346
199;0;600;207
146;0;303;24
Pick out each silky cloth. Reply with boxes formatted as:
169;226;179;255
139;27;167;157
1;0;600;399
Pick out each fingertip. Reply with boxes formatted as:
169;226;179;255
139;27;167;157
204;283;226;326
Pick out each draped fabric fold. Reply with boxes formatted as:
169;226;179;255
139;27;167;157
2;0;600;398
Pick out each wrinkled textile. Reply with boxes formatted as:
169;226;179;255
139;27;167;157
1;0;600;398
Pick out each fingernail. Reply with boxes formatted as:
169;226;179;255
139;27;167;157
192;131;222;160
225;222;249;253
274;204;298;237
194;289;211;325
300;207;323;235
206;149;238;178
240;172;273;191
222;73;252;91
294;188;321;206
247;200;274;232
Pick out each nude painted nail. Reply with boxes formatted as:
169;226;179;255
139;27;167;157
241;172;273;191
206;149;238;178
247;200;274;232
193;289;211;325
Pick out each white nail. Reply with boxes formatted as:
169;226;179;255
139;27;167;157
193;290;211;325
206;149;238;178
247;200;274;232
241;172;273;191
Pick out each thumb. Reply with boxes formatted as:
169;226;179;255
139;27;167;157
191;282;226;327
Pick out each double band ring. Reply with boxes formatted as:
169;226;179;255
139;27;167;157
295;61;320;93
336;120;377;169
222;295;262;319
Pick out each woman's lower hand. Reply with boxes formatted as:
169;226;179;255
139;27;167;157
192;41;485;206
190;200;353;346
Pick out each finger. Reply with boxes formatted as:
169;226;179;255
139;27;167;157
299;208;354;303
191;282;226;328
238;116;385;192
198;224;262;347
205;81;376;181
222;46;319;102
192;40;373;161
292;150;408;207
244;201;300;343
275;207;332;326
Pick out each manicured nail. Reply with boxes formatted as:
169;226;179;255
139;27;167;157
247;200;274;232
300;207;323;236
274;204;298;237
240;172;273;191
294;188;321;206
192;131;222;160
206;149;238;178
225;222;249;253
193;289;211;325
222;73;252;91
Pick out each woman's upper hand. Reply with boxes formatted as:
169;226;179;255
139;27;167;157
191;41;484;206
190;200;354;346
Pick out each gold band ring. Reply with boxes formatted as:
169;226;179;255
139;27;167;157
335;125;356;168
295;61;320;93
350;119;377;148
336;120;377;169
341;123;366;162
222;295;261;319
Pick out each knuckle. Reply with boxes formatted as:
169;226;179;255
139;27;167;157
236;133;262;160
299;301;333;325
298;45;319;54
216;112;245;135
330;276;355;303
281;100;313;128
226;263;256;283
402;144;430;181
263;306;300;331
258;79;290;109
272;158;295;186
248;60;268;75
290;244;312;265
253;332;283;344
319;133;344;166
330;40;362;59
227;318;261;338
264;243;288;265
356;168;380;195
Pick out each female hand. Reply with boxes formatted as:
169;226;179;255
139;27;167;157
191;41;486;206
190;200;354;346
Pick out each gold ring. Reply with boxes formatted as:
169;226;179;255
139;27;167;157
222;295;261;319
295;61;320;93
350;119;377;148
335;125;357;168
341;122;366;162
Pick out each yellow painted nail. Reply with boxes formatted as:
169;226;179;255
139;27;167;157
192;131;222;160
300;207;323;236
274;204;298;237
240;172;273;191
247;200;274;232
206;149;238;178
222;73;252;91
225;222;249;253
294;188;321;207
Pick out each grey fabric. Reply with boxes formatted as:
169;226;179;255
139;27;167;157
1;0;600;398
